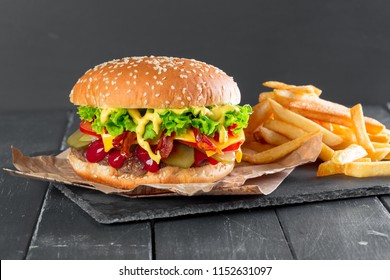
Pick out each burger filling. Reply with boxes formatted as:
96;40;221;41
67;104;252;173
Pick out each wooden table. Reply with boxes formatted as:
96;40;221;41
1;106;390;260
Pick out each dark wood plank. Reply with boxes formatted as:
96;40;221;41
0;111;69;259
277;197;390;259
154;209;293;259
26;186;152;259
26;111;153;259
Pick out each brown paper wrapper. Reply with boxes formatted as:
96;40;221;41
4;134;322;196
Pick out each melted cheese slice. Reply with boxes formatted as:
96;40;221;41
102;134;116;152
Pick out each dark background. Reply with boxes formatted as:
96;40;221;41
1;0;390;112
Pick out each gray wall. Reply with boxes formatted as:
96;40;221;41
1;0;390;112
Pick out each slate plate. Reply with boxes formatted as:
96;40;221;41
53;162;390;224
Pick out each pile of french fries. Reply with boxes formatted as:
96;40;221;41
243;81;390;177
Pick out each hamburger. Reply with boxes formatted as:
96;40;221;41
66;56;252;190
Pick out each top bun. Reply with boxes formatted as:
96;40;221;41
69;56;241;108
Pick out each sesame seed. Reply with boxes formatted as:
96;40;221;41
177;97;182;101
129;72;133;76
145;72;149;75
181;101;185;106
111;81;116;85
210;74;214;79
115;86;118;90
109;70;114;73
126;81;130;85
127;89;131;93
171;85;175;90
87;84;90;89
151;85;155;90
198;73;203;77
144;100;148;105
146;82;150;86
153;76;157;79
155;93;160;97
186;96;191;101
103;72;108;76
133;75;137;79
165;101;170;104
133;81;137;85
162;77;167;80
117;72;122;76
182;88;187;94
95;85;99;90
143;92;147;97
179;74;188;79
134;69;138;73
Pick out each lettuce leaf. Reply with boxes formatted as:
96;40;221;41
225;104;252;134
158;110;192;136
77;106;99;122
143;122;158;140
191;115;219;136
77;104;252;138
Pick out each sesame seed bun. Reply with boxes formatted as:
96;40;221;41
69;56;241;108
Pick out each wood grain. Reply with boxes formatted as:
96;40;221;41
277;197;390;259
154;209;293;259
26;186;152;259
0;111;68;259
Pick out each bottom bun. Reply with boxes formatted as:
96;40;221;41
68;149;234;190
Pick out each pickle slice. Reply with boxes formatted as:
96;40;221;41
66;129;95;148
162;142;195;168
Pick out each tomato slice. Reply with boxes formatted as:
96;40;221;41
79;121;100;137
222;141;243;152
193;128;219;152
193;149;219;166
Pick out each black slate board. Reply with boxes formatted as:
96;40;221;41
53;162;390;224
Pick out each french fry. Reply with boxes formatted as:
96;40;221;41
245;100;272;138
259;126;289;146
331;144;367;165
241;141;275;153
369;133;390;143
268;99;343;147
242;131;320;164
273;89;319;107
372;142;390;149
350;104;375;155
285;98;385;135
317;157;372;177
258;91;276;103
263;119;307;139
247;80;390;178
287;85;322;96
263;81;321;96
370;148;390;161
344;161;390;177
317;160;344;176
332;124;356;144
319;143;335;161
263;81;294;90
